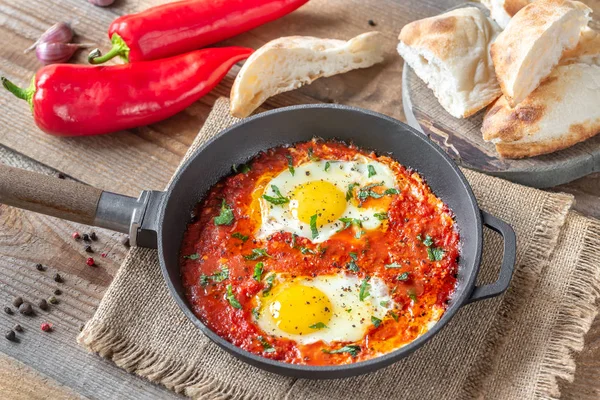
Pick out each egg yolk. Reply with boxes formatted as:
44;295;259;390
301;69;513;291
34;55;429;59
290;181;346;226
267;285;333;335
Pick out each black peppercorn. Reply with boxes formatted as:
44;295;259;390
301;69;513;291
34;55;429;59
18;303;33;315
12;296;23;307
122;237;130;248
90;232;98;241
38;299;49;310
57;172;66;179
84;245;93;253
4;306;13;315
13;324;23;332
5;330;16;341
368;19;376;26
54;273;63;283
54;289;62;296
79;323;85;332
82;233;91;242
35;263;45;271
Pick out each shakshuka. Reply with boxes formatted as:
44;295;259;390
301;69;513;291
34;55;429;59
180;139;460;365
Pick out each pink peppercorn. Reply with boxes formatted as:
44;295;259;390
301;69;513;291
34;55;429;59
41;322;52;332
101;253;107;258
86;257;95;266
72;232;80;240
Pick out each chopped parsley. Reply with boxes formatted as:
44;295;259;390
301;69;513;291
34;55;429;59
214;199;234;226
374;212;388;220
407;288;418;302
390;311;399;322
199;266;229;285
418;234;445;261
397;272;410;281
232;163;251;174
427;247;445;261
355;230;366;239
231;232;249;242
244;248;271;260
263;273;276;296
380;300;389;307
349;252;358;260
310;214;319;239
339;217;362;231
368;165;376;178
346;308;352;313
285;154;295;176
322;345;361;357
257;336;276;353
359;276;371;301
371;316;382;328
291;233;297;248
307;147;319;161
253;262;264;281
385;262;403;269
226;284;242;309
262;185;289;205
324;161;331;172
384;188;400;195
347;252;359;272
252;307;260;320
357;182;384;202
184;253;199;260
309;322;328;330
346;183;359;201
299;246;316;255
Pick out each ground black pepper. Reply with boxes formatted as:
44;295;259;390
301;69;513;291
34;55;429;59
12;296;23;307
38;299;49;310
3;306;13;315
5;330;16;341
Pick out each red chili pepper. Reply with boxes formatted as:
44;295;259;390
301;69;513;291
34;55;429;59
88;0;308;64
1;47;252;136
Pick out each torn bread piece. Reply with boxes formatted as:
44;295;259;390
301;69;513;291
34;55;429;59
561;27;600;66
480;0;533;29
491;0;591;107
230;32;385;118
482;63;600;158
397;7;502;119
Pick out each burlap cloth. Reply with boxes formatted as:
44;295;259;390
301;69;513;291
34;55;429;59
78;98;600;399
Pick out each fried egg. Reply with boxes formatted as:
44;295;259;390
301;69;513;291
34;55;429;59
253;272;394;344
257;158;398;243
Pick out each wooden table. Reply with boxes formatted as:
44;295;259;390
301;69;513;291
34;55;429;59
0;0;598;398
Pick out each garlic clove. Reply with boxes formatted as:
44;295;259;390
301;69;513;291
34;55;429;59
24;22;74;54
35;42;92;65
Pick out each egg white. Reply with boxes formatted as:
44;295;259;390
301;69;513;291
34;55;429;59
257;158;398;243
254;273;394;345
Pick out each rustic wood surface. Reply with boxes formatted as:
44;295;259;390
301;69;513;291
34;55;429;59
0;0;598;399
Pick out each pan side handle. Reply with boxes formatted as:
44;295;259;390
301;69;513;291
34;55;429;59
0;164;162;248
466;210;517;304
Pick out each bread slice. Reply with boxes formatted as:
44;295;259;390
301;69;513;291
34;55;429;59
480;0;533;28
491;0;591;107
561;27;600;66
397;7;502;119
230;32;385;118
482;63;600;158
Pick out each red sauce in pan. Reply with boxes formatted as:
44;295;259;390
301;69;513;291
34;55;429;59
180;139;459;365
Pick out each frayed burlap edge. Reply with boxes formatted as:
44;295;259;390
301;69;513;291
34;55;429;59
535;217;600;399
459;193;574;399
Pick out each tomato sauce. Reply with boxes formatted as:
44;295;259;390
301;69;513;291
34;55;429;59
180;139;460;365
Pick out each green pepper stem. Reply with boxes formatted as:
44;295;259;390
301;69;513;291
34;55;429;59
1;76;35;110
88;33;130;64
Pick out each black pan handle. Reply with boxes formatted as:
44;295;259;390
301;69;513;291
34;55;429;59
467;211;516;303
